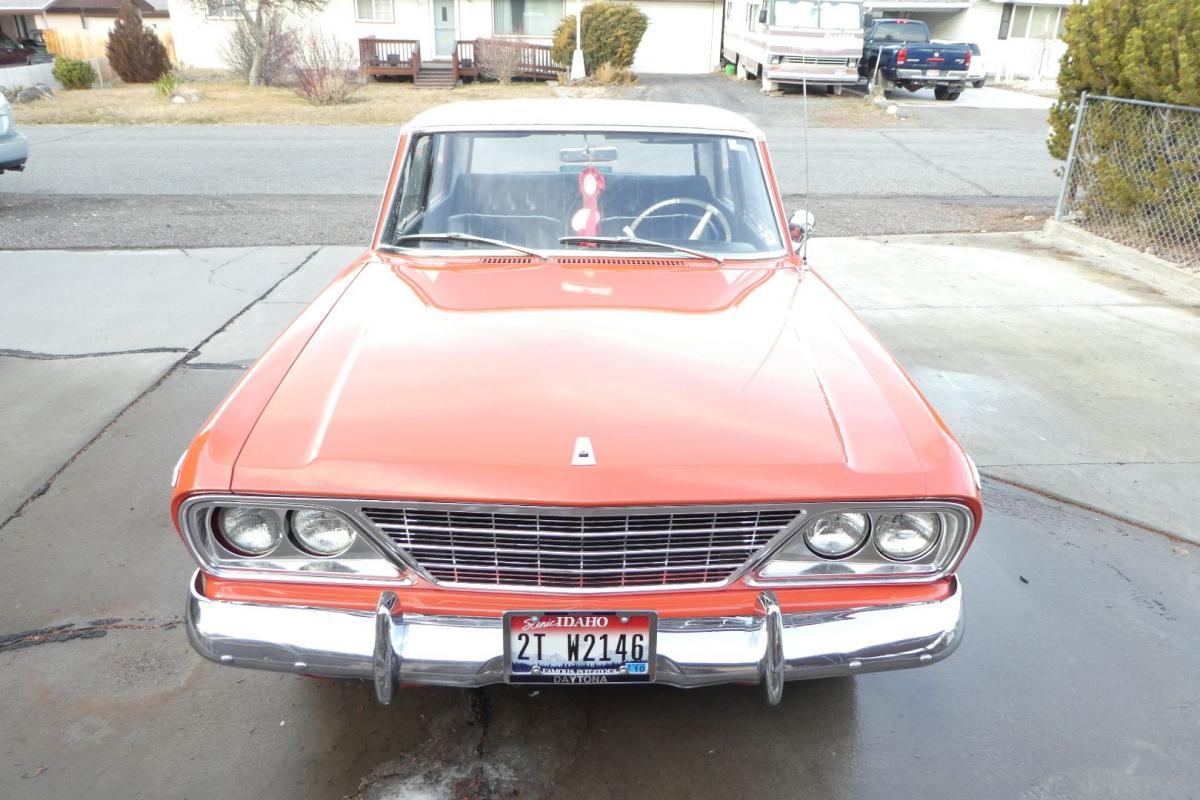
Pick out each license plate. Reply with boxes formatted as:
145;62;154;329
504;611;656;684
927;70;942;78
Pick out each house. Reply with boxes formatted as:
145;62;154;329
43;0;170;33
1;0;168;42
866;0;1078;80
166;0;725;76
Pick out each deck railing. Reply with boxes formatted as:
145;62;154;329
455;40;476;73
471;38;565;80
359;37;420;76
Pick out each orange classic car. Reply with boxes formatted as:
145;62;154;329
173;100;981;704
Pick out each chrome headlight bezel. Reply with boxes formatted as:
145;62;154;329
747;501;974;586
177;495;410;583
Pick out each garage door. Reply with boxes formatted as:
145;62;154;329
632;1;720;74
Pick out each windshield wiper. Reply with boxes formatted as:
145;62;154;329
385;233;548;260
559;235;723;264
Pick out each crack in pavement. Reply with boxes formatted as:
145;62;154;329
0;616;182;653
184;362;247;371
0;247;322;535
877;131;997;196
0;347;190;361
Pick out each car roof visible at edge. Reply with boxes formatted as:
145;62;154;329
404;99;766;138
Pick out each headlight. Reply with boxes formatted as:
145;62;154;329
291;509;357;556
874;512;941;561
803;512;869;558
751;504;972;585
217;507;284;556
180;498;408;582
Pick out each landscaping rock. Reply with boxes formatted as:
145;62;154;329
14;84;53;104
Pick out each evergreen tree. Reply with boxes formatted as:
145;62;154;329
105;0;172;84
1049;0;1200;158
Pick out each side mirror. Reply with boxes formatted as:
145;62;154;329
789;210;815;243
758;8;768;24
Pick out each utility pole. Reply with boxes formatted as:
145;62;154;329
570;0;586;81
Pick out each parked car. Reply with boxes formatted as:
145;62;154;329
174;100;982;705
861;18;971;100
965;42;986;88
0;32;38;66
0;93;28;174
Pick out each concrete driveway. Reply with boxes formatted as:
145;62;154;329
1;231;1197;799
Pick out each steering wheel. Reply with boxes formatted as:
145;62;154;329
624;197;733;242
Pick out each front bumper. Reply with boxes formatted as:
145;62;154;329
186;570;964;704
894;69;968;86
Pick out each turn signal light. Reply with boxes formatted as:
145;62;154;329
896;47;908;66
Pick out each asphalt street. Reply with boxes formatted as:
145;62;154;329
0;76;1059;248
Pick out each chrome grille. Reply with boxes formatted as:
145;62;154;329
783;55;858;66
361;506;803;590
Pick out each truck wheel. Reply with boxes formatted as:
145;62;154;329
934;85;950;101
972;78;986;89
947;90;962;101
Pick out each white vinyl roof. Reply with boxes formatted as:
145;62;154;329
405;100;765;138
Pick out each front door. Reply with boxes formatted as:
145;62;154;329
433;0;456;58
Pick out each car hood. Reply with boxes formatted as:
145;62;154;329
232;257;956;505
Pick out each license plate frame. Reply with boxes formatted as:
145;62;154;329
927;69;943;78
503;610;657;685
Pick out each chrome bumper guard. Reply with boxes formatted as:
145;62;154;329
185;571;963;705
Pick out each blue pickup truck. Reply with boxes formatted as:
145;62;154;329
860;19;972;101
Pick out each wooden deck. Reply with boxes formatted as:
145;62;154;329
359;37;565;85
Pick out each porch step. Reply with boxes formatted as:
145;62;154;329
414;63;458;88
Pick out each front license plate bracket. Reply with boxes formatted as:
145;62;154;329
503;610;657;684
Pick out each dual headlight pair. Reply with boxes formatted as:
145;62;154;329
217;506;356;557
179;500;405;582
753;505;970;584
804;510;940;561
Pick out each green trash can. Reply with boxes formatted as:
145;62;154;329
725;63;736;77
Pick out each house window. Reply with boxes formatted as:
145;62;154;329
494;0;563;37
356;0;394;22
1001;4;1066;40
206;0;241;20
747;3;761;31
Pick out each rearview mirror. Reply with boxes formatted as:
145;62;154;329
560;146;618;164
789;210;815;243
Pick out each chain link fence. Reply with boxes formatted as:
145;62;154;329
1055;93;1200;269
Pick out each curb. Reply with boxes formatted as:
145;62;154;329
1042;219;1199;288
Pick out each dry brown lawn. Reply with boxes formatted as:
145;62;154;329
12;80;557;125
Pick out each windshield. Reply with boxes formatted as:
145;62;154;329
871;21;929;43
384;131;783;258
772;0;862;30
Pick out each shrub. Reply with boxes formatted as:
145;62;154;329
552;1;648;76
221;11;298;87
292;31;360;105
53;58;97;90
476;38;521;84
593;62;636;85
154;71;180;98
105;0;172;83
1049;0;1200;159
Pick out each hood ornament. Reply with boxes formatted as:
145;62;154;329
572;437;597;466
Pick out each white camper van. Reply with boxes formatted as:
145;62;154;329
723;0;865;92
